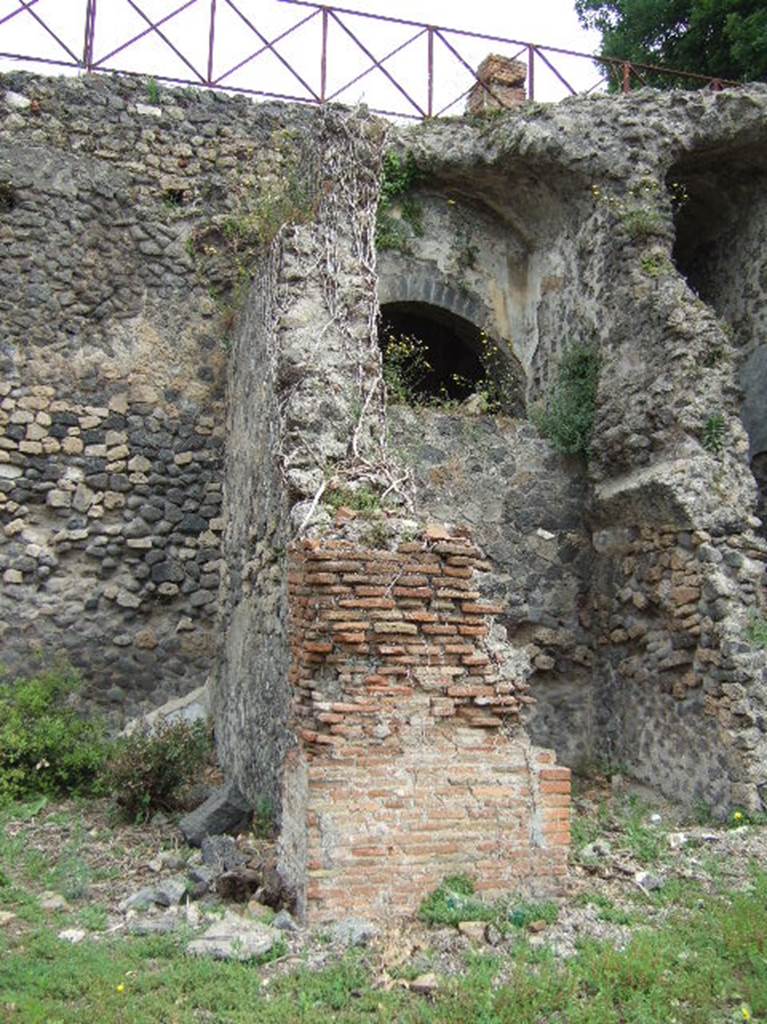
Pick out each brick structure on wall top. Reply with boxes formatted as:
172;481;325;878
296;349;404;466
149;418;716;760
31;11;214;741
279;534;570;922
466;54;527;115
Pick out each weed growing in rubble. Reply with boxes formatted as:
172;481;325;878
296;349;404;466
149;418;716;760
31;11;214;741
104;720;211;823
640;252;672;277
419;874;558;932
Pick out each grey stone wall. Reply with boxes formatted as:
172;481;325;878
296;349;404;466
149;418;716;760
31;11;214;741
3;69;767;815
397;86;767;813
0;71;316;718
214;105;386;811
213;248;292;811
388;407;594;767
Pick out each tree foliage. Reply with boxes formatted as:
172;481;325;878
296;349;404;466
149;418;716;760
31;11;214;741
575;0;767;84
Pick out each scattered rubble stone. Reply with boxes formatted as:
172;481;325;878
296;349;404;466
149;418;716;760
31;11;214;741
186;911;278;962
329;918;379;948
179;781;252;847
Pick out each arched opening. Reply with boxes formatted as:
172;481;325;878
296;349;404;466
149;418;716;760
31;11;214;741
378;300;524;414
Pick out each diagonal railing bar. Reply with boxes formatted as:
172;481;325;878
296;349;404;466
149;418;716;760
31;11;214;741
329;9;425;116
434;82;475;119
95;0;206;82
531;45;577;96
216;0;319;99
434;30;509;112
584;75;610;95
325;26;426;104
0;0;41;30
2;0;81;63
93;0;200;69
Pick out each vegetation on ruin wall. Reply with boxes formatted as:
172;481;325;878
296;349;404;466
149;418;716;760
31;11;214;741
533;342;601;458
187;132;317;343
375;150;425;253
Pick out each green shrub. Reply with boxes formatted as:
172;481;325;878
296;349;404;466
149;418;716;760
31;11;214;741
533;342;600;457
0;668;106;804
103;720;211;823
381;331;433;405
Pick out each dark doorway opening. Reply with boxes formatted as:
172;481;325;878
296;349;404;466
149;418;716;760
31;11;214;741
378;300;524;413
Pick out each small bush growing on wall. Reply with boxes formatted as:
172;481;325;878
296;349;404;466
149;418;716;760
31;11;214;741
533;342;600;457
0;668;106;804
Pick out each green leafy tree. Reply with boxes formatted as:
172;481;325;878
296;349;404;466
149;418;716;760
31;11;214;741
575;0;767;84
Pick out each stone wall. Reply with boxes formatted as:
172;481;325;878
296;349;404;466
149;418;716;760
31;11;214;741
214;104;387;814
0;71;316;717
0;377;222;710
282;537;569;921
4;69;767;827
401;86;767;814
388;406;594;768
593;524;767;810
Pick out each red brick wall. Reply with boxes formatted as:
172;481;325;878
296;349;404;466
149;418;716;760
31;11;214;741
281;535;570;921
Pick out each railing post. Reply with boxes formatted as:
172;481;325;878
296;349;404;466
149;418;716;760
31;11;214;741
320;7;328;103
527;43;534;100
427;26;433;117
207;0;217;86
622;61;631;93
83;0;97;71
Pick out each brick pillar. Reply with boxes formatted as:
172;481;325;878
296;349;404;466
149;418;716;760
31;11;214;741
278;534;570;921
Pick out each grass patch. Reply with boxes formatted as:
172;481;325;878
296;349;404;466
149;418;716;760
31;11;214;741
746;614;767;649
325;485;382;517
3;875;767;1022
701;412;727;455
418;875;558;935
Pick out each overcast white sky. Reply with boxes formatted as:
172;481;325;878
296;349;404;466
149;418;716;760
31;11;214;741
1;0;605;114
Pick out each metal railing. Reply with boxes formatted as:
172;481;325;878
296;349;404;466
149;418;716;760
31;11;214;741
0;0;739;118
